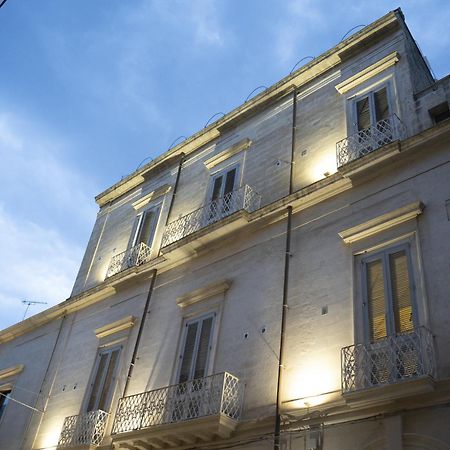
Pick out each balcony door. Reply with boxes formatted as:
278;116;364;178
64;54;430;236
354;86;390;133
86;346;121;413
171;314;216;421
207;166;239;222
362;245;418;384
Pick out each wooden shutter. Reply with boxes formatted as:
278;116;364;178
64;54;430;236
87;352;109;411
98;349;120;411
128;214;144;249
224;169;236;196
356;96;371;131
366;259;387;341
374;87;389;122
211;176;223;202
178;322;199;383
389;250;413;333
193;317;213;379
87;348;121;412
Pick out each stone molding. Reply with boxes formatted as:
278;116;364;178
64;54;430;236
0;364;24;381
177;280;232;308
132;184;171;210
94;316;135;339
204;139;252;170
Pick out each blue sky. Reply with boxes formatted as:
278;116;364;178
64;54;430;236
0;0;449;329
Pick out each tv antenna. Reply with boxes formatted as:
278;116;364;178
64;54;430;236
22;300;48;320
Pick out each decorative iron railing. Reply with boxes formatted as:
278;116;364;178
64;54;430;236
336;114;406;167
106;242;152;278
161;185;261;248
58;409;109;448
341;327;435;394
112;372;243;435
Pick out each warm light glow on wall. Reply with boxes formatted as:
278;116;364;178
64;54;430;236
40;422;62;450
284;355;340;410
311;153;337;181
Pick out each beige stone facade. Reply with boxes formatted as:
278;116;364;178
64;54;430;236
1;8;450;450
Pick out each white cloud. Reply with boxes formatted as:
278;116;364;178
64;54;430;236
0;204;83;330
0;111;97;330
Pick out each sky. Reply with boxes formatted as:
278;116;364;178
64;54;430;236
0;0;449;330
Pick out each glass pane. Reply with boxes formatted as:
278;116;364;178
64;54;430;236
390;250;413;333
193;317;213;379
87;353;108;411
178;322;198;383
367;259;387;341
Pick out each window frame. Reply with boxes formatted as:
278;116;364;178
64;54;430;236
83;344;122;413
129;203;162;250
207;163;241;205
175;312;216;385
350;81;394;134
0;387;12;424
361;242;418;343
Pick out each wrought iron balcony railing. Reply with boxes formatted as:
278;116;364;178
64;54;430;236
112;372;243;435
336;114;406;167
106;242;152;278
58;409;109;448
341;327;435;394
161;185;261;248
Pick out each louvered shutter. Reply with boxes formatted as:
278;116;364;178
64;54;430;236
211;176;223;202
87;353;109;411
366;259;387;341
98;349;120;411
389;250;413;333
356;96;371;131
224;169;236;196
193;317;213;379
178;322;198;383
374;87;390;122
128;214;144;249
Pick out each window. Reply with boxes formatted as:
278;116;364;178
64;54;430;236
362;244;416;343
177;313;215;384
86;346;121;412
128;205;161;250
353;85;391;133
207;165;240;222
429;102;450;124
0;389;11;420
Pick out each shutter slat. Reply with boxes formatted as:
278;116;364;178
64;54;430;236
367;259;387;341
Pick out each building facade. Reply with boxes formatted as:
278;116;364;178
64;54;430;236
1;8;450;450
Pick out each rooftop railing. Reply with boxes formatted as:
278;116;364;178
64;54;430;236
336;114;406;167
57;409;108;448
105;242;152;278
161;185;261;248
341;327;435;394
112;372;243;435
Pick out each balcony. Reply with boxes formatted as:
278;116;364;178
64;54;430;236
57;410;108;448
161;185;261;248
336;114;406;167
106;242;152;278
112;372;243;448
341;328;435;405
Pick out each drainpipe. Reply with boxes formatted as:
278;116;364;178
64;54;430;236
123;269;157;397
123;152;183;396
274;88;297;450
